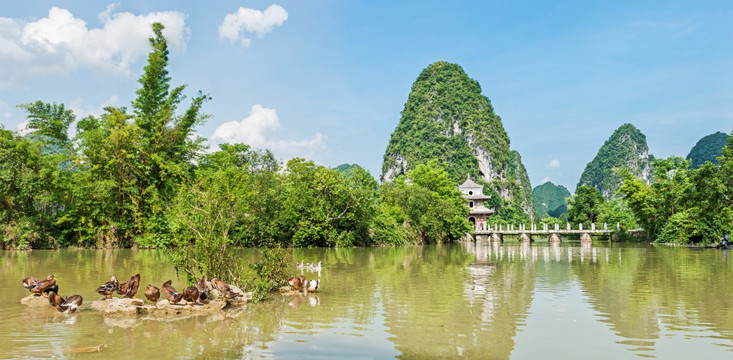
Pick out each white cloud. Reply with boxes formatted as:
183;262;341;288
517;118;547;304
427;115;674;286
541;176;551;183
69;95;119;118
546;159;560;169
219;5;288;46
211;104;327;161
16;121;30;136
0;6;188;88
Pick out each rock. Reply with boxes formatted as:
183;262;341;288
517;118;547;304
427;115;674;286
90;297;144;316
87;292;252;318
21;294;50;307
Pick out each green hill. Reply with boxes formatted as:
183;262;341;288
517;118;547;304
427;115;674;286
381;61;534;219
333;163;362;176
686;131;729;169
577;123;651;199
533;181;571;219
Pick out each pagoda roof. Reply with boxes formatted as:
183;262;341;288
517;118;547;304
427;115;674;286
458;174;482;189
466;194;491;200
469;207;495;215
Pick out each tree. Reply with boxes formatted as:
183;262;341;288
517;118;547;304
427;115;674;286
280;158;377;247
0;128;63;248
379;160;471;244
567;186;605;226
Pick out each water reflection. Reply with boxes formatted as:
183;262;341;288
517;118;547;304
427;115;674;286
2;244;733;359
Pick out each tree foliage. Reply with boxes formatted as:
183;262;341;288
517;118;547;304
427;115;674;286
618;147;733;244
379;161;471;244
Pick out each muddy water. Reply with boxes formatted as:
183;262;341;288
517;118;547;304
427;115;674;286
1;242;732;359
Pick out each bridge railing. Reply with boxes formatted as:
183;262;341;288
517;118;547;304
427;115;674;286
474;222;621;233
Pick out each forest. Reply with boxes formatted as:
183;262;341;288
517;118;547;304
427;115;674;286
0;24;471;251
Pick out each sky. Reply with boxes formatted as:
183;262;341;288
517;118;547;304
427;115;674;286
0;1;731;191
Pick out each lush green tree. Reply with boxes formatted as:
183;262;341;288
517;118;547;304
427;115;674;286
167;167;248;284
618;157;690;241
280;158;377;247
18;101;75;145
567;186;605;226
596;198;638;230
200;143;282;247
379;160;470;244
0;128;64;248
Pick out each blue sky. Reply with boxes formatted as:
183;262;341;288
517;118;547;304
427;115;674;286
0;1;731;191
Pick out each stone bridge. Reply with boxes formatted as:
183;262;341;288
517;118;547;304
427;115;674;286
471;222;619;243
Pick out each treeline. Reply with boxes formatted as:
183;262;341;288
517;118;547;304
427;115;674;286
0;24;471;250
538;137;733;245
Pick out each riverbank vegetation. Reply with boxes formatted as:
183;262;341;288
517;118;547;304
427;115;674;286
0;24;470;252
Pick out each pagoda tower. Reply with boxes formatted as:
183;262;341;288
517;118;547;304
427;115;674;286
458;174;494;231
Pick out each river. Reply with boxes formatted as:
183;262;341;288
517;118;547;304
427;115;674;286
1;241;732;359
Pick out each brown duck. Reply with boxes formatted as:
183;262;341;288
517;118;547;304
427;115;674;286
145;285;160;305
57;295;83;313
196;276;210;304
287;275;307;291
95;275;119;299
211;278;240;299
123;274;141;298
30;275;56;298
161;280;184;304
48;291;64;307
22;276;39;291
182;286;199;307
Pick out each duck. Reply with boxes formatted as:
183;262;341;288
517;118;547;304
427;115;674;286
305;279;320;292
123;274;141;299
287;275;307;291
161;280;184;304
57;295;83;313
296;261;305;270
145;285;160;305
48;290;64;307
30;275;56;298
182;286;199;307
45;283;59;297
22;276;39;291
311;261;322;273
211;278;239;300
95;275;119;299
196;276;210;304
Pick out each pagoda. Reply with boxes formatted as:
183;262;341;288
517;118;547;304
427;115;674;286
458;174;494;231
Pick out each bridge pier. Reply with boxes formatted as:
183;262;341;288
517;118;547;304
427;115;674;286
549;232;561;243
520;232;532;242
490;232;502;242
580;232;592;244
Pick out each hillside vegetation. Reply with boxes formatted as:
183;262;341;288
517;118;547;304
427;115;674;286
687;131;729;169
533;182;570;219
381;61;534;220
577;123;651;199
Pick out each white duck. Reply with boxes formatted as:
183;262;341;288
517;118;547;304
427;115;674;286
305;279;320;292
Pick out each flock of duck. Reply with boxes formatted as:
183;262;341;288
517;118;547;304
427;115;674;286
287;260;322;292
22;273;242;314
